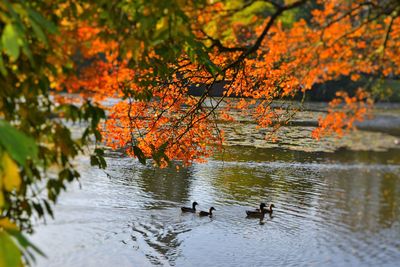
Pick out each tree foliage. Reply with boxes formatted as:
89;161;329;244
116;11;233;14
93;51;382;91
59;0;399;164
0;1;104;265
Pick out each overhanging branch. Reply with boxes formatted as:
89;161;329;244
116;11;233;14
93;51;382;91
224;0;308;71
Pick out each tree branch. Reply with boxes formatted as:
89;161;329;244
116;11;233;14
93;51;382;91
200;30;248;52
224;0;308;71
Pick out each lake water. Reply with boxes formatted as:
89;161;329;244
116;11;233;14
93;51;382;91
31;145;400;267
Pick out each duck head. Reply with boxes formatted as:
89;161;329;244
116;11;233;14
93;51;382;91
269;204;275;209
210;207;216;212
260;203;267;209
192;202;199;208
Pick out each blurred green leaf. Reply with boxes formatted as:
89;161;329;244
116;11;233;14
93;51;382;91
26;7;57;34
7;229;46;258
0;54;7;76
29;18;48;45
0;231;22;267
133;146;146;165
1;24;20;60
0;120;38;166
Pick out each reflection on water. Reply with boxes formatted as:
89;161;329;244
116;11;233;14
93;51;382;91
138;167;193;209
32;147;400;267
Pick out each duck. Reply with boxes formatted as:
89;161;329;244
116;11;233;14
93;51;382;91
181;201;198;213
254;202;267;212
246;203;275;218
246;203;267;218
199;207;216;217
263;204;275;214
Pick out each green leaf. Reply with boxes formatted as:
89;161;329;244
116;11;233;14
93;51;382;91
32;202;44;217
133;146;146;165
29;18;48;46
98;156;107;169
94;148;104;156
90;154;107;169
93;129;102;142
0;54;7;76
1;24;20;60
0;231;22;267
155;143;170;165
43;200;54;219
7;229;46;258
0;120;38;166
90;155;99;166
27;8;58;34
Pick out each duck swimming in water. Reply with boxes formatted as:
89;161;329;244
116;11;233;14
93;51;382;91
246;203;275;218
263;204;275;214
246;203;267;218
199;207;216;217
181;201;198;213
254;203;267;212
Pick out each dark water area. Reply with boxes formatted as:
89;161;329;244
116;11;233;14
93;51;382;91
31;146;400;267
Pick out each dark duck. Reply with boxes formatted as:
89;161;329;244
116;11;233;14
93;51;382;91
254;203;267;212
181;201;198;213
263;204;275;214
199;207;216;217
246;203;275;218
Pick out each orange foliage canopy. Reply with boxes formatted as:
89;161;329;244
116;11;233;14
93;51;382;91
50;0;400;165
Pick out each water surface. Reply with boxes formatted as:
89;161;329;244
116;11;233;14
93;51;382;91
31;146;400;266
